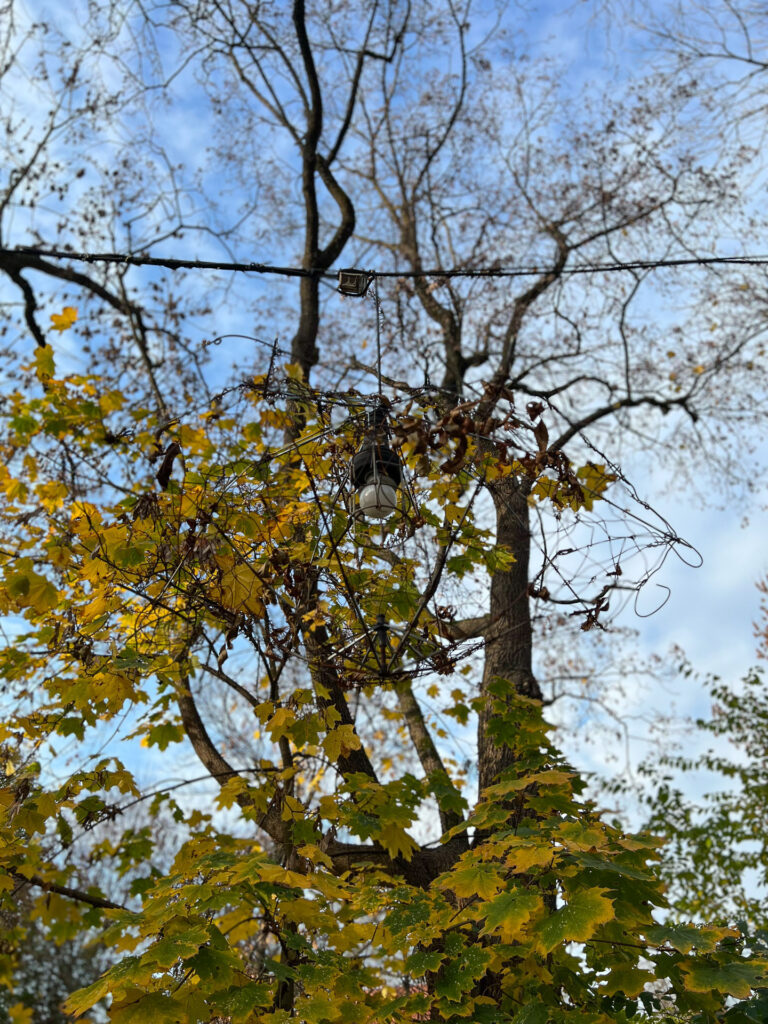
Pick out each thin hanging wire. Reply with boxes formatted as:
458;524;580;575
372;274;383;402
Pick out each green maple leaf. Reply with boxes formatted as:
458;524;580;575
217;984;271;1022
435;945;492;1002
681;960;768;1000
479;888;542;941
406;947;445;975
600;962;656;997
63;957;141;1016
646;921;738;954
386;893;432;935
146;922;210;969
110;993;181;1024
512;1006;550;1024
532;889;614;953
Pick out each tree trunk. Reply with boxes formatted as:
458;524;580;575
291;272;320;379
477;477;541;793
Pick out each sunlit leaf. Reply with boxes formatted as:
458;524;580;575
49;306;78;332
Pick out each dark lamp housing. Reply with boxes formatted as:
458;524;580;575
351;442;402;490
351;440;402;520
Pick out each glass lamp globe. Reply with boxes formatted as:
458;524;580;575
358;478;398;519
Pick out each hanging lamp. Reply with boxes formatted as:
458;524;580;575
350;407;402;520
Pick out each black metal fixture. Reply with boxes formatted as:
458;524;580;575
333;612;395;679
337;269;372;297
332;611;465;682
350;407;402;520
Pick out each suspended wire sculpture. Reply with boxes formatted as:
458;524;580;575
329;612;485;685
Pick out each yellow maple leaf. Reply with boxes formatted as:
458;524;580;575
322;724;361;762
9;1003;34;1024
446;862;505;899
49;306;78;332
377;822;419;861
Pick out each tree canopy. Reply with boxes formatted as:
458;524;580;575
1;1;768;1022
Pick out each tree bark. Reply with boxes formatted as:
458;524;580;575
477;477;541;793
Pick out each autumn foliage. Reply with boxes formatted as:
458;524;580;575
0;336;765;1023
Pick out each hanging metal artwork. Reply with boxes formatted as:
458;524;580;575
331;612;468;684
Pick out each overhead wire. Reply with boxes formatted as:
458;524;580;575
6;245;768;280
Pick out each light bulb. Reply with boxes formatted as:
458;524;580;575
358;480;398;519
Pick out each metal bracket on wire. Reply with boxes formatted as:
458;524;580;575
337;269;374;297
